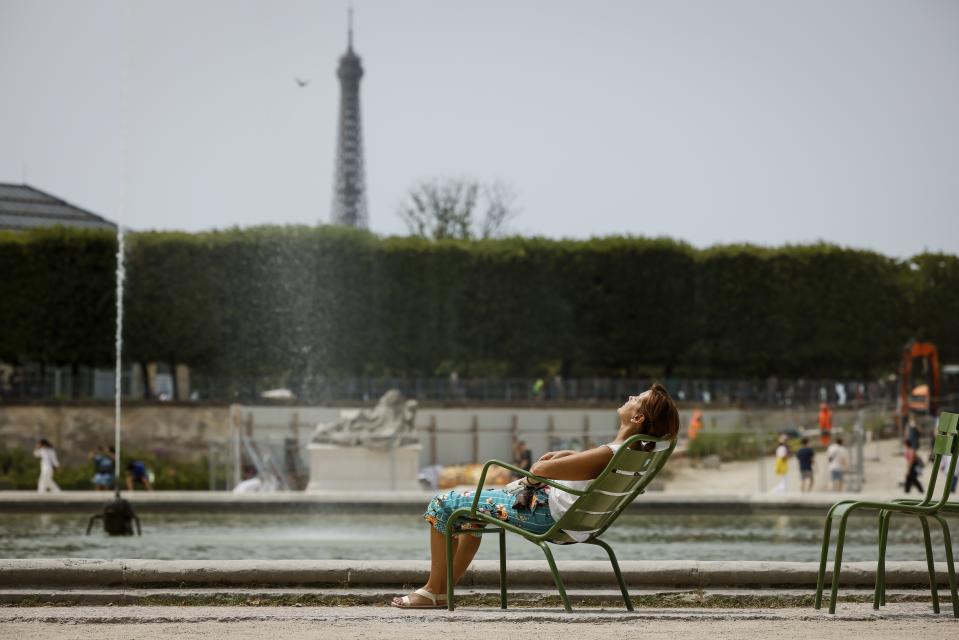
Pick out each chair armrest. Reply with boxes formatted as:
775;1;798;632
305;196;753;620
469;460;587;515
829;499;940;519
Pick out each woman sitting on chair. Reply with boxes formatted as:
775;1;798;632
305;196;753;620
391;383;680;608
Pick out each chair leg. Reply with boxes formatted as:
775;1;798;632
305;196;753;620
537;542;572;612
589;539;633;611
445;522;457;612
919;516;940;614
876;511;892;608
934;515;959;618
815;515;834;610
873;512;884;609
498;529;507;610
828;514;850;614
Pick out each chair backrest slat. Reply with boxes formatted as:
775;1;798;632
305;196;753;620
572;491;634;514
561;511;612;531
588;472;642;495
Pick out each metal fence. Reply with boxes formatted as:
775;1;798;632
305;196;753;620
189;374;906;407
0;361;910;408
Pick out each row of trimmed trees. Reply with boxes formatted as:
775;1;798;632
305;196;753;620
1;226;956;387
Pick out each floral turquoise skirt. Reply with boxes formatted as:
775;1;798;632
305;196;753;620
423;488;555;536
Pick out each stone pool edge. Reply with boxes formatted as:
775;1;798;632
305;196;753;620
0;559;952;589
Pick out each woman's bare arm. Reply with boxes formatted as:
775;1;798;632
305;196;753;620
530;446;614;481
537;450;577;461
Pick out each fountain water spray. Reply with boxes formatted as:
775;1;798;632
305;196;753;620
86;227;140;536
114;226;125;497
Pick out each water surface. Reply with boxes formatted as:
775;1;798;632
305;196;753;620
1;512;949;562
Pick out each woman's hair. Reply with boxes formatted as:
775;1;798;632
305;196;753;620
637;383;680;442
39;438;53;448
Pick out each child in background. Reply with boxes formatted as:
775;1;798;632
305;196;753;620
126;460;153;491
772;435;790;494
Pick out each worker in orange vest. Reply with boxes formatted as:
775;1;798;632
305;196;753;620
818;403;833;447
688;409;704;441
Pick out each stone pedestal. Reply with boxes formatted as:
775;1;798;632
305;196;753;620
306;443;423;492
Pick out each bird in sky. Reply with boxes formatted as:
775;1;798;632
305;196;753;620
295;77;310;87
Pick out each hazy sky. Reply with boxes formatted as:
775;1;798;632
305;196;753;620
1;0;958;257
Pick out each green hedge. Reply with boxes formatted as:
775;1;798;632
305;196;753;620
0;446;212;490
686;432;784;462
0;226;952;381
0;227;116;368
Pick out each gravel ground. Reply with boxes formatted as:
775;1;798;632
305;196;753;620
2;604;957;639
4;619;958;640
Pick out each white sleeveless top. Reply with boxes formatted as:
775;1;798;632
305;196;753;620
548;442;623;542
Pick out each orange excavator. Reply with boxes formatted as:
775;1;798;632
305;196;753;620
898;339;940;422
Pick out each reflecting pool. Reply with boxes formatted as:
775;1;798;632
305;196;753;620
1;512;952;562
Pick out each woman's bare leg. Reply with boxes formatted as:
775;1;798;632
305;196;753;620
392;526;482;605
424;526;482;593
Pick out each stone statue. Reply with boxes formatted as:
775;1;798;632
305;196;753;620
310;390;419;451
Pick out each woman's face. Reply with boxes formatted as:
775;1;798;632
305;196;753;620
617;392;648;425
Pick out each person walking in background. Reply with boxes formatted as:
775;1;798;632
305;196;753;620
903;439;924;494
826;436;849;492
818;403;833;447
772;435;790;494
33;439;61;493
687;409;704;441
906;414;921;450
795;437;816;492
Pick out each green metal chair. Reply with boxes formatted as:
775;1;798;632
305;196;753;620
873;414;959;614
814;411;959;616
444;433;676;612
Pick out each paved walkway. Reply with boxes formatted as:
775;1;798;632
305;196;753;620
3;604;957;639
664;436;925;495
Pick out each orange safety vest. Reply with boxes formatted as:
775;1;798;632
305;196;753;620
688;412;704;440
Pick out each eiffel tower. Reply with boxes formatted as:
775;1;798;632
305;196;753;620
330;8;368;228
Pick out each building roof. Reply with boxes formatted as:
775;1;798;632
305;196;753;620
0;183;116;231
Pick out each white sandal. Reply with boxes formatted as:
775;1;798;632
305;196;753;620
391;587;448;609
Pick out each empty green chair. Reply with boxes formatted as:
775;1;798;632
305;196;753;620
814;411;959;616
444;433;676;612
873;412;959;614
